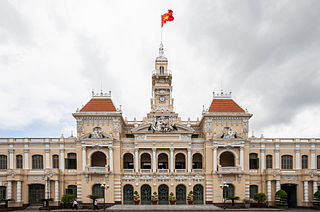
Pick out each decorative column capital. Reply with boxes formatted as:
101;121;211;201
170;148;174;152
152;148;156;152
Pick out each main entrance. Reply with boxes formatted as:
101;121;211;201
281;184;297;208
176;184;186;205
123;185;134;205
29;184;45;205
158;184;169;204
141;184;151;205
193;184;204;204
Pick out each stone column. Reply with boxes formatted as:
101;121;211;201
187;148;191;173
213;147;217;172
60;150;65;172
311;149;316;169
24;149;29;169
313;181;318;197
45;179;50;199
170;148;174;173
135;148;139;173
240;146;244;171
9;149;13;169
295;149;300;169
267;180;272;201
304;181;309;202
45;149;50;169
152;148;156;173
275;150;280;169
17;181;21;202
55;180;59;201
276;180;280;192
82;146;86;171
7;181;12;200
261;148;265;172
109;147;113;172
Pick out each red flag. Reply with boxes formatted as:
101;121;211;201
161;9;174;27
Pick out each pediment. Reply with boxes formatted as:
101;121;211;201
131;123;194;134
213;127;244;139
80;127;113;140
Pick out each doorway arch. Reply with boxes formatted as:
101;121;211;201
158;184;169;204
220;151;235;167
141;184;151;205
123;184;134;205
176;184;186;204
193;184;204;204
91;151;106;167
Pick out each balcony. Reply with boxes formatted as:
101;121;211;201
217;166;242;173
87;167;108;173
140;169;151;173
175;169;186;173
193;169;203;173
158;169;169;173
123;169;134;173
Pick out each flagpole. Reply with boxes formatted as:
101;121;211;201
161;16;163;44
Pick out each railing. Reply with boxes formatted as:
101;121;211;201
193;169;203;173
158;169;169;173
218;166;240;172
175;169;186;173
88;167;107;172
124;169;134;173
141;169;151;173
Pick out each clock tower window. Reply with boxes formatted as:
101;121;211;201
160;66;164;74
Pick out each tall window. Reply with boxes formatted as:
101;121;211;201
65;153;77;169
302;155;308;169
159;66;164;74
32;155;43;169
52;155;59;169
317;155;320;169
123;153;134;169
92;184;104;198
66;185;77;198
16;155;23;169
249;153;259;169
0;186;6;200
223;184;234;199
266;155;272;169
281;155;293;169
250;185;258;198
192;153;203;169
0;155;7;170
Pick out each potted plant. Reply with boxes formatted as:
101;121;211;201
253;193;266;208
151;192;158;205
168;192;176;205
275;190;288;209
87;194;101;209
313;190;320;209
133;191;140;205
187;191;194;205
227;196;239;207
243;198;251;208
61;194;75;208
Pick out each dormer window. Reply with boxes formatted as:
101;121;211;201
160;66;164;74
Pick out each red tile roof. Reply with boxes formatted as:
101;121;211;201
208;99;245;113
80;98;116;112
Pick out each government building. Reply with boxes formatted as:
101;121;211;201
0;43;319;208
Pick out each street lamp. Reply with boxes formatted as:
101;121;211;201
220;182;229;210
101;182;109;211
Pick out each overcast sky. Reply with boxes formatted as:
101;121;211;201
0;0;320;138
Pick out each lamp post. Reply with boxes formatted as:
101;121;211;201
101;182;109;211
220;182;229;210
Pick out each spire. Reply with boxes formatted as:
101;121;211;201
156;42;167;62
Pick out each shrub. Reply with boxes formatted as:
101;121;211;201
314;190;320;206
187;191;194;201
133;191;140;201
151;192;158;202
227;196;240;206
275;190;287;206
61;194;75;203
253;193;266;203
87;194;101;201
168;192;176;202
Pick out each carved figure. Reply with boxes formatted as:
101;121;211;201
90;127;104;139
149;116;176;132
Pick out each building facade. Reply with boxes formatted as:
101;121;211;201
0;44;319;208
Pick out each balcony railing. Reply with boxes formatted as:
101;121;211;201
175;169;186;173
193;169;203;173
141;169;151;173
158;169;169;173
88;167;107;172
218;166;241;172
124;169;134;173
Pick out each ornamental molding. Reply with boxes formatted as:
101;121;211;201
122;175;135;182
80;127;113;140
175;175;187;182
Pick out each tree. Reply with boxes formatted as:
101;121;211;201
314;190;320;206
227;196;240;206
275;190;288;206
253;193;266;203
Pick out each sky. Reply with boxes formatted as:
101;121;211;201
0;0;320;138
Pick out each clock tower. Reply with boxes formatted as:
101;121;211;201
150;43;174;113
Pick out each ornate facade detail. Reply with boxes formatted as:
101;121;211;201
149;116;176;132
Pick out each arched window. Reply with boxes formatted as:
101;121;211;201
123;153;134;169
175;153;185;169
250;185;258;198
0;186;6;200
281;155;293;169
160;66;164;74
0;155;7;170
32;155;43;169
52;155;59;169
266;155;272;169
302;155;308;169
16;155;23;169
158;153;168;169
249;153;259;169
92;184;104;198
220;152;235;167
140;153;151;169
66;185;77;198
223;184;234;199
91;151;106;167
192;153;203;169
317;155;320;169
66;153;77;169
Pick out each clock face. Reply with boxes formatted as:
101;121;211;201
159;96;166;102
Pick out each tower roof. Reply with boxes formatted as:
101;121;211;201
80;91;117;112
208;91;245;113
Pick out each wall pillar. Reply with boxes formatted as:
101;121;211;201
275;150;280;169
82;146;86;171
152;148;156;173
135;148;139;173
261;148;265;172
187;148;191;173
45;179;50;199
7;181;12;200
170;148;174;173
109;147;113;172
267;180;271;201
17;181;21;202
60;150;65;172
45;149;50;169
304;181;309;202
240;146;244;171
55;180;59;201
213;147;217;172
24;150;29;169
276;180;280;192
311;149;316;169
313;181;318;197
295;149;300;169
9;149;14;169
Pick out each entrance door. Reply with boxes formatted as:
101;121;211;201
176;184;186;205
193;184;204;204
281;184;297;208
29;184;45;205
123;184;134;205
141;184;151;205
158;184;169;205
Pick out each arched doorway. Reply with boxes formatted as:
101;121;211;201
223;184;234;199
123;184;134;205
220;151;235;167
91;151;106;167
123;153;134;169
29;184;45;205
193;184;204;204
281;184;297;208
176;184;186;204
158;184;169;204
141;184;151;205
